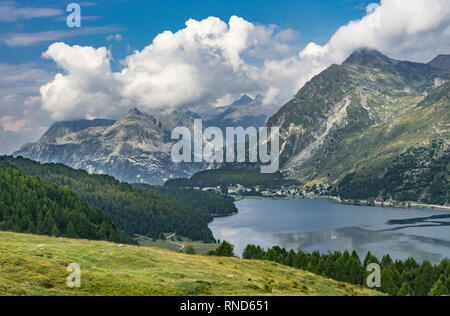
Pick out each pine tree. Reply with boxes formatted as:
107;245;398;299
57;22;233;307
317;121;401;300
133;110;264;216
184;245;196;255
243;245;257;259
66;222;77;238
398;282;413;296
51;224;60;237
381;268;398;296
208;241;235;257
428;276;448;296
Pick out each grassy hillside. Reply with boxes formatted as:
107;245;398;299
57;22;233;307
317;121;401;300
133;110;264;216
0;232;380;296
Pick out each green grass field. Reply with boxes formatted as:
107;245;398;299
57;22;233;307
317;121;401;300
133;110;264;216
0;232;381;296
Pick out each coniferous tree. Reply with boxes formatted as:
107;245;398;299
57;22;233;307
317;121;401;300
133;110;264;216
428;276;448;296
208;241;235;257
398;282;413;296
381;267;398;296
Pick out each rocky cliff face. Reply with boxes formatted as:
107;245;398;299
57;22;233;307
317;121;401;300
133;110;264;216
15;109;202;185
267;48;450;183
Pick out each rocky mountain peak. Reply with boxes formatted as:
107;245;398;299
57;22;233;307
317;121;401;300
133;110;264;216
125;107;151;119
343;47;393;68
231;94;253;106
122;107;162;127
128;107;142;115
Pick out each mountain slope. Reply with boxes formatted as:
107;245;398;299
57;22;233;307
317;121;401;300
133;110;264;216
267;49;450;194
0;231;380;296
429;54;450;72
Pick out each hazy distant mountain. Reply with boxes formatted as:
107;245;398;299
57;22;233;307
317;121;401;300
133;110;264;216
205;94;279;133
429;54;450;72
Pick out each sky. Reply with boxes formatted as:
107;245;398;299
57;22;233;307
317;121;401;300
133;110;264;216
0;0;449;154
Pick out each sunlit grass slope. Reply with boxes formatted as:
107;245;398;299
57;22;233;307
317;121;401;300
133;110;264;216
0;232;380;296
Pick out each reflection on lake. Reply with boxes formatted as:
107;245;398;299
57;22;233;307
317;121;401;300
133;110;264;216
208;198;450;264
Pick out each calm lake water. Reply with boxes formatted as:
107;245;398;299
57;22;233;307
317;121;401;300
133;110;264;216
208;198;450;264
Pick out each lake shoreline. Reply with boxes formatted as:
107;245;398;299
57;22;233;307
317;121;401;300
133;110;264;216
209;197;450;264
232;195;450;212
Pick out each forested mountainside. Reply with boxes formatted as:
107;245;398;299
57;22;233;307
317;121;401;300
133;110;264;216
133;184;237;217
164;168;300;189
1;156;236;242
266;49;449;204
0;160;119;242
338;140;449;205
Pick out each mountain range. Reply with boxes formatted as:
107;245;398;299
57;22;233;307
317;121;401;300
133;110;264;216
14;49;450;203
15;94;276;184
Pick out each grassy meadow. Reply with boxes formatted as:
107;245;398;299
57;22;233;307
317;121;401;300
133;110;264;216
0;232;380;296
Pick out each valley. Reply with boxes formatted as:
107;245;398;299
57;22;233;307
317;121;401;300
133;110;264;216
1;48;449;298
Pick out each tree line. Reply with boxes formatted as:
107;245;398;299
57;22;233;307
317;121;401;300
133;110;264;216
243;244;450;296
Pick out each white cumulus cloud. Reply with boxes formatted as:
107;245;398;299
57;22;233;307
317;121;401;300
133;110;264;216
39;0;450;121
40;16;299;120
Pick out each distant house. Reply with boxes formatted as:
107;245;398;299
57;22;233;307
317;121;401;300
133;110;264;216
375;197;384;206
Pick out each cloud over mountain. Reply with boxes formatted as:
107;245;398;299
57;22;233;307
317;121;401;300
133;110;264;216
39;0;450;121
40;16;299;120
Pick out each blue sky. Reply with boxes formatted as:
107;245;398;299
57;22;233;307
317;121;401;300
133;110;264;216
1;0;379;66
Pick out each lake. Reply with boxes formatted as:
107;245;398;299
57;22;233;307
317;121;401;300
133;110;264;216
208;198;450;264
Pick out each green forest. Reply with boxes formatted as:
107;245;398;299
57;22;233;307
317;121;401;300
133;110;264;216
338;140;449;205
165;168;300;189
1;156;237;242
243;244;450;296
133;184;237;217
0;161;119;242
